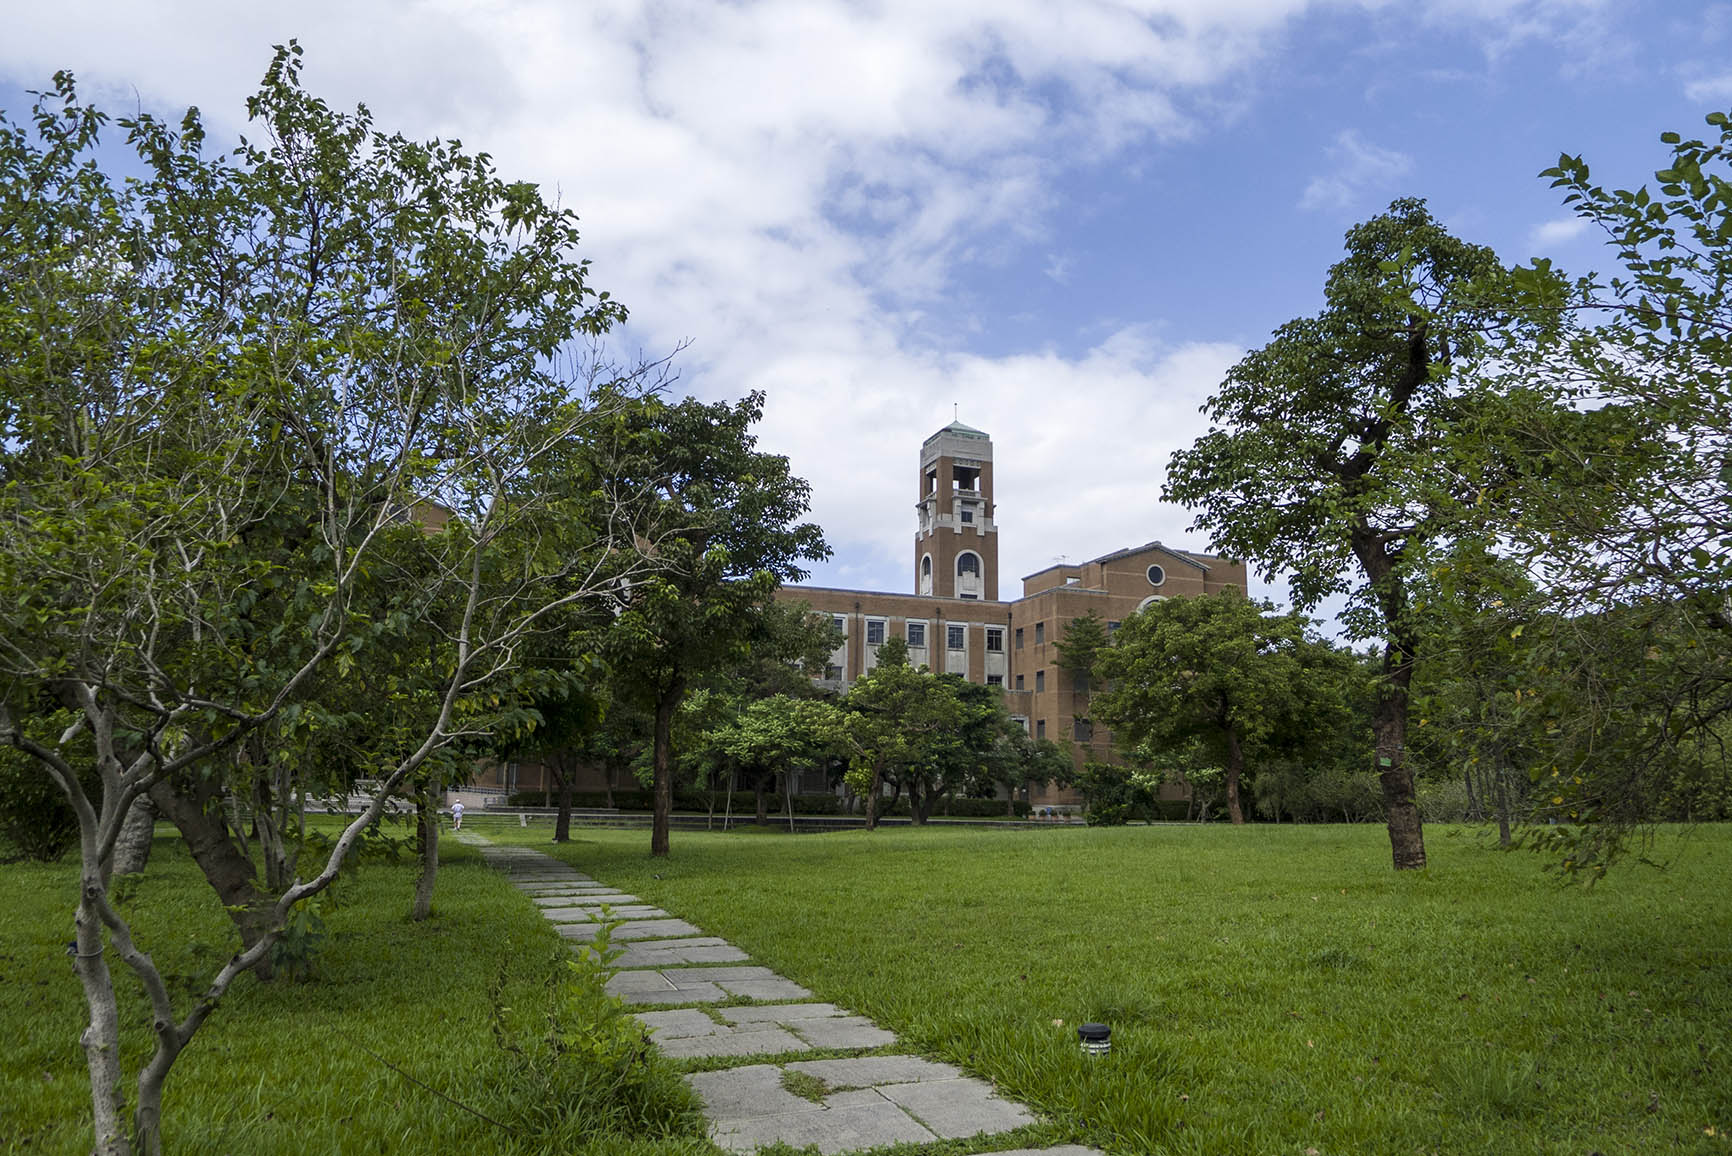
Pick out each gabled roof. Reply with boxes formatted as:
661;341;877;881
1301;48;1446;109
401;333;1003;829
1085;540;1211;572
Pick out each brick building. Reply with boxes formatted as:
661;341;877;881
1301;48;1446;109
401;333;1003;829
777;419;1246;809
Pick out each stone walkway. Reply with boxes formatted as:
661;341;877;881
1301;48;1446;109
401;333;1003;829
461;833;1102;1156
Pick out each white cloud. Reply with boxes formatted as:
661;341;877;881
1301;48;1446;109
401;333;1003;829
1684;73;1732;102
1529;216;1591;249
1298;130;1415;212
0;0;1623;601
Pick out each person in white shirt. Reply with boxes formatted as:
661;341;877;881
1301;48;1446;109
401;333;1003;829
451;800;464;830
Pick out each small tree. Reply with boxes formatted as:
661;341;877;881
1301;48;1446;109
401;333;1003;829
1093;590;1342;825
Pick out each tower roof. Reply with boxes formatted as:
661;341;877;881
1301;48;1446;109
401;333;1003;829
925;418;989;444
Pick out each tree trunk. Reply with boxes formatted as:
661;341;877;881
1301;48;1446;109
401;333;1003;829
111;795;156;878
604;763;615;809
1373;643;1426;869
74;876;131;1156
148;780;276;978
754;779;769;825
785;768;796;834
1494;763;1513;848
553;759;573;843
651;679;682;857
865;762;882;831
1223;726;1247;825
411;790;437;921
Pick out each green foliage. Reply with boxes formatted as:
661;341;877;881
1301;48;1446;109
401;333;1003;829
0;746;78;861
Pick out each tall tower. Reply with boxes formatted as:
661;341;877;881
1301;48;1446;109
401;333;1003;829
914;419;998;600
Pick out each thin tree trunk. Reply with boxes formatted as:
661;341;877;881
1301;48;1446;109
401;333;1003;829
1494;762;1513;848
411;790;437;921
111;795;156;878
753;776;769;824
651;679;682;857
553;759;573;843
604;763;615;809
1223;725;1247;825
74;877;131;1156
785;768;796;834
865;762;882;831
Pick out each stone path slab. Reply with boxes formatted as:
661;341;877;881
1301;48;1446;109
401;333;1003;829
609;938;751;969
687;1059;1035;1154
636;1004;896;1058
542;904;669;922
555;917;703;941
532;893;641;906
605;965;811;1005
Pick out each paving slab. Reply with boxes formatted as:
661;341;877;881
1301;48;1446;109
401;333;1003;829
556;918;702;941
685;1065;823;1120
609;939;749;969
643;1004;893;1056
533;893;641;906
541;905;668;922
877;1077;1036;1138
658;1026;807;1059
616;983;726;1006
709;1100;934;1154
785;1056;960;1086
720;1003;847;1024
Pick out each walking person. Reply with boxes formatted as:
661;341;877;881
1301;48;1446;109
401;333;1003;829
451;799;464;830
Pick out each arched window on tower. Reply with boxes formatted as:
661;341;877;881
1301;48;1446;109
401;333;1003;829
919;554;933;595
956;551;983;599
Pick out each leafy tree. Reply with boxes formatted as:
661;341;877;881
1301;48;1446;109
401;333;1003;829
0;54;659;1154
597;391;828;857
713;694;845;826
1093;590;1342;825
1166;200;1512;865
1464;110;1732;872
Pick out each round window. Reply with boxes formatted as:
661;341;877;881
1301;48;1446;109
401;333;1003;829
1146;564;1166;587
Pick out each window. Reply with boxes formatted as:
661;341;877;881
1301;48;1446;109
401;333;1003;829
1074;718;1094;741
985;627;1004;652
957;552;981;576
1034;622;1045;644
960;507;974;524
1035;670;1045;692
961;593;978;600
824;664;842;681
986;674;1004;687
1015;674;1024;690
866;619;886;645
1014;627;1024;649
1036;719;1046;739
906;622;926;647
921;556;932;577
1147;564;1166;587
1107;620;1121;635
947;624;965;650
832;615;847;638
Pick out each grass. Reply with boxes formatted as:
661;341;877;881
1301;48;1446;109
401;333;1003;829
475;817;1732;1155
0;831;708;1155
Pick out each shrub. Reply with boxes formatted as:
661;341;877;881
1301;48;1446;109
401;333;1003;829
0;749;78;861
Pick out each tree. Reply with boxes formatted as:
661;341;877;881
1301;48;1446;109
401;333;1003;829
597;391;828;857
1092;590;1339;825
0;54;660;1154
713;694;844;826
1461;110;1732;872
1165;200;1511;866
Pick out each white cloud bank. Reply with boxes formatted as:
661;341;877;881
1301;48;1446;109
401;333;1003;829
1299;130;1416;212
0;0;1613;600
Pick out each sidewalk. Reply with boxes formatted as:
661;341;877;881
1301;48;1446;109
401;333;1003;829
459;832;1103;1156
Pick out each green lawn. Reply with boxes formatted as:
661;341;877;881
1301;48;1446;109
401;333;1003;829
0;833;708;1156
479;818;1732;1155
7;821;1730;1155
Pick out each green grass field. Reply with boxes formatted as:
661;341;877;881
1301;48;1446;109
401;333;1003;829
0;833;707;1156
5;820;1730;1155
481;818;1732;1155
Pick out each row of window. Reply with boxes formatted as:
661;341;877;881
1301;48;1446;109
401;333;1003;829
1010;619;1123;649
1027;719;1094;741
835;615;1005;653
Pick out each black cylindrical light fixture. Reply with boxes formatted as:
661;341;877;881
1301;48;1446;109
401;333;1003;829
1077;1022;1111;1057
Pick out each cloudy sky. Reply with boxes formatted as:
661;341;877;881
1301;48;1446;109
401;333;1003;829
3;1;1727;609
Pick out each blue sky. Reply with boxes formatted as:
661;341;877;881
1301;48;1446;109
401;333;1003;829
3;1;1727;617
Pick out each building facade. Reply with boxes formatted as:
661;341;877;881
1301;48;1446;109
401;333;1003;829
778;419;1247;808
